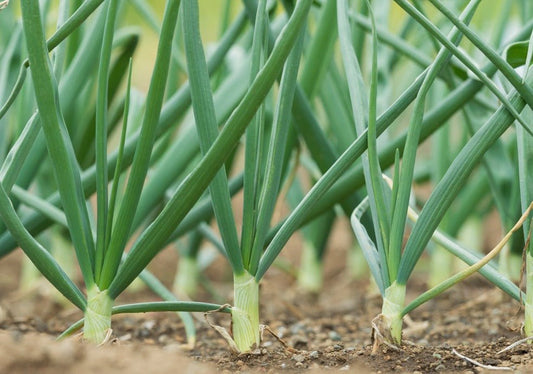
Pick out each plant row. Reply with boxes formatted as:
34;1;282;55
0;0;531;353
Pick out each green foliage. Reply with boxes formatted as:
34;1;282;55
0;0;532;351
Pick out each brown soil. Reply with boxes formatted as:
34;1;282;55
1;224;532;373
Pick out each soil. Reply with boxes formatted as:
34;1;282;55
1;221;532;373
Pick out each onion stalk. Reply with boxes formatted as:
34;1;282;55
525;253;533;337
174;256;200;298
298;241;324;294
343;0;484;345
84;286;113;344
232;272;260;352
181;0;310;353
381;282;406;345
428;245;454;288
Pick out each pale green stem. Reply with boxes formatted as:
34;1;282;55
428;244;453;288
232;271;260;352
498;234;523;282
125;277;146;293
457;218;482;251
455;217;482;271
525;253;533;337
298;241;323;293
84;286;113;344
347;242;369;280
508;253;523;282
498;244;515;281
173;256;199;298
382;281;406;345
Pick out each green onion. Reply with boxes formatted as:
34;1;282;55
2;0;533;354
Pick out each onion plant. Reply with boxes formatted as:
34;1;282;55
182;0;312;352
288;175;335;294
3;0;231;344
1;0;532;357
173;230;203;299
243;0;532;349
340;0;533;345
0;0;315;348
509;32;533;336
521;109;533;336
0;0;230;343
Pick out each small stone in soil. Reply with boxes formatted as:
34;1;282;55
158;334;170;344
141;320;156;330
328;331;341;341
290;323;306;334
119;333;132;341
292;354;305;363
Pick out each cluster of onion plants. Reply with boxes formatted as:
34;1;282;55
0;0;532;356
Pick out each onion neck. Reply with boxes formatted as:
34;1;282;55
382;281;406;345
298;241;323;293
525;253;533;337
84;285;113;344
232;271;260;352
173;256;199;298
428;244;453;288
